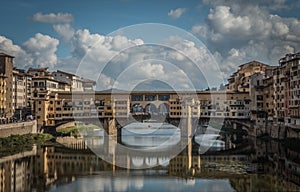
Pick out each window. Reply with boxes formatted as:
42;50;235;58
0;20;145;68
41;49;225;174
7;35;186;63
145;95;156;101
131;95;143;101
158;95;170;101
256;95;263;101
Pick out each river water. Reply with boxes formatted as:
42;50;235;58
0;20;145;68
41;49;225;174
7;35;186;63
1;123;300;192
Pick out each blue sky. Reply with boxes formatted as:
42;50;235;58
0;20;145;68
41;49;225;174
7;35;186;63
1;0;300;90
1;0;204;47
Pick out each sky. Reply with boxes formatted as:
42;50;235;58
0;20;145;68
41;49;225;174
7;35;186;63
1;0;300;90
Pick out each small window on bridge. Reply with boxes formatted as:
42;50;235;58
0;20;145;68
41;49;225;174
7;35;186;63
131;95;143;101
158;95;170;101
145;95;156;101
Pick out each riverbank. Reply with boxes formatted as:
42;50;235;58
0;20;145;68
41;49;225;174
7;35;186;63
0;133;53;157
56;123;101;138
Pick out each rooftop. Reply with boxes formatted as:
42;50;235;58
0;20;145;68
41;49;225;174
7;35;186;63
0;52;14;58
238;60;269;68
28;67;49;72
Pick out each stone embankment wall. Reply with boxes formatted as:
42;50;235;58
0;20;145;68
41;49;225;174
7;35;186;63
0;120;37;138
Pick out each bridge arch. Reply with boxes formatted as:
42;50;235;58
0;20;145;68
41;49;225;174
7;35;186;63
132;157;144;167
145;157;158;166
131;103;143;113
145;103;158;114
158;103;169;115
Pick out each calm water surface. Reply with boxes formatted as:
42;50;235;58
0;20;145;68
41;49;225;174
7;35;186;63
1;124;300;192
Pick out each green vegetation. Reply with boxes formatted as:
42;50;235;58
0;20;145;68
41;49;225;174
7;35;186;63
0;133;53;157
57;126;80;137
57;123;101;138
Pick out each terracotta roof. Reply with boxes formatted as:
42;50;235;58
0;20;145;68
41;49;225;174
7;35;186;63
56;70;78;77
82;78;96;84
32;76;69;84
0;52;14;58
27;67;48;72
238;60;269;68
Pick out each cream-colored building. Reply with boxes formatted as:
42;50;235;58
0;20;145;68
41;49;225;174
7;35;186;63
226;61;274;92
52;70;95;92
169;94;201;119
0;74;6;120
199;91;250;119
12;68;32;119
0;53;13;118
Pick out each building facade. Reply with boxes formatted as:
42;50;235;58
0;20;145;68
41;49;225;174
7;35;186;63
226;61;274;92
52;70;95;92
0;74;6;121
0;53;14;118
276;53;300;131
1;51;300;138
12;68;32;119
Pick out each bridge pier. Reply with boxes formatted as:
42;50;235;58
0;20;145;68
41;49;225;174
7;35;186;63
103;118;117;135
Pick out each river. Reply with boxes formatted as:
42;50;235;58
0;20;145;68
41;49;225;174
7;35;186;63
1;123;300;192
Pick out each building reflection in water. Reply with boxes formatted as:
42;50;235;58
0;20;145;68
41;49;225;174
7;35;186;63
0;136;300;191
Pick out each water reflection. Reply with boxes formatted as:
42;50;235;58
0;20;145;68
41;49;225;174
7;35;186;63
48;173;235;192
0;132;300;191
121;123;180;149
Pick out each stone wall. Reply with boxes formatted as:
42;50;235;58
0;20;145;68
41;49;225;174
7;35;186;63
0;120;37;138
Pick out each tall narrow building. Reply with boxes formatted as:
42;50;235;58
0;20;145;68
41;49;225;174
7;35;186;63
0;53;14;118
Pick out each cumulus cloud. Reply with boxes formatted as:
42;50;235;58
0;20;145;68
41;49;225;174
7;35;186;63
0;25;221;90
68;29;144;85
0;36;30;68
70;29;143;60
91;36;219;91
22;33;59;68
168;8;187;19
53;24;75;42
32;12;74;24
0;34;59;69
192;0;300;77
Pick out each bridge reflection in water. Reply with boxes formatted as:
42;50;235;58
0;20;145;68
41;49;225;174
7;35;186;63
1;132;300;191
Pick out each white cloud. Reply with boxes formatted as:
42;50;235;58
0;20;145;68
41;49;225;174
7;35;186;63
192;1;300;77
0;34;60;69
32;12;74;24
53;24;75;42
69;29;144;84
168;8;187;19
0;36;30;68
92;36;221;90
22;33;59;68
0;26;221;90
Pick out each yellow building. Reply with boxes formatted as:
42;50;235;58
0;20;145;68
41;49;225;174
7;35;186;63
169;94;201;119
